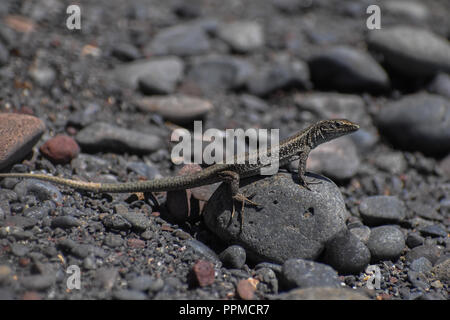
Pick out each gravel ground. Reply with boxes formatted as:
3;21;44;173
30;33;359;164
0;0;449;301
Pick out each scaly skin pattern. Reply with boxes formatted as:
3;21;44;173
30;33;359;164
0;119;359;194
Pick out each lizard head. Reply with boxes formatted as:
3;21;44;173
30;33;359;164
315;119;360;142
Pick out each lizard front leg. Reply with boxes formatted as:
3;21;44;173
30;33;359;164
217;170;259;227
297;148;312;191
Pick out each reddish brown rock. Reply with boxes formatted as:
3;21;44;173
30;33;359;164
236;278;258;300
22;291;41;300
191;260;215;287
39;134;80;164
4;15;36;33
0;113;45;170
127;238;146;249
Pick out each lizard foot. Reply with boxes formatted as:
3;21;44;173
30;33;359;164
231;193;260;232
298;177;321;191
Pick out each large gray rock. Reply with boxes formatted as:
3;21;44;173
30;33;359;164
308;46;389;92
144;24;211;56
375;93;450;155
109;57;184;91
367;26;450;77
247;59;310;96
76;122;164;154
134;95;213;125
217;21;264;53
203;172;348;263
185;55;254;94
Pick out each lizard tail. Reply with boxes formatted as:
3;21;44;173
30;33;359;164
0;173;104;192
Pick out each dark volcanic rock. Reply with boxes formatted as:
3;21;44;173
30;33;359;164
308;46;389;92
281;258;341;289
323;229;371;274
76;122;164;154
367;225;405;261
376;93;450;155
367;26;450;77
185;55;254;94
203;172;347;263
358;196;406;226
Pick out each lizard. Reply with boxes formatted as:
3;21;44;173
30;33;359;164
0;119;359;222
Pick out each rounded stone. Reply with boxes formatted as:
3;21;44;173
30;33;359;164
217;21;264;53
134;95;213;125
375;93;450;156
367;26;450;77
323;229;371;274
219;245;247;269
203;172;348;264
281;259;341;289
40;135;80;164
367;225;405;261
75;122;163;154
358;195;406;226
308;46;389;92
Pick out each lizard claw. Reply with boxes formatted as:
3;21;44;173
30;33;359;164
231;193;260;232
232;193;260;208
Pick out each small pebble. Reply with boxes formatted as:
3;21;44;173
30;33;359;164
217;21;264;53
418;225;447;238
11;243;30;257
39;135;80;164
113;289;147;300
219;245;247;269
144;24;210;56
14;179;63;203
76;122;164;154
51;216;81;229
358;196;406;226
103;233;124;248
129;275;161;292
324;230;371;274
406;233;424;249
410;257;432;273
21;274;55;291
281;258;341;289
119;212;151;231
431;259;449;281
405;245;443;265
127;238;146;249
349;226;371;244
367;225;405;261
236;278;258;300
190;260;215;287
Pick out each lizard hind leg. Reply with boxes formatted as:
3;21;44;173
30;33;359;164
217;170;260;229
